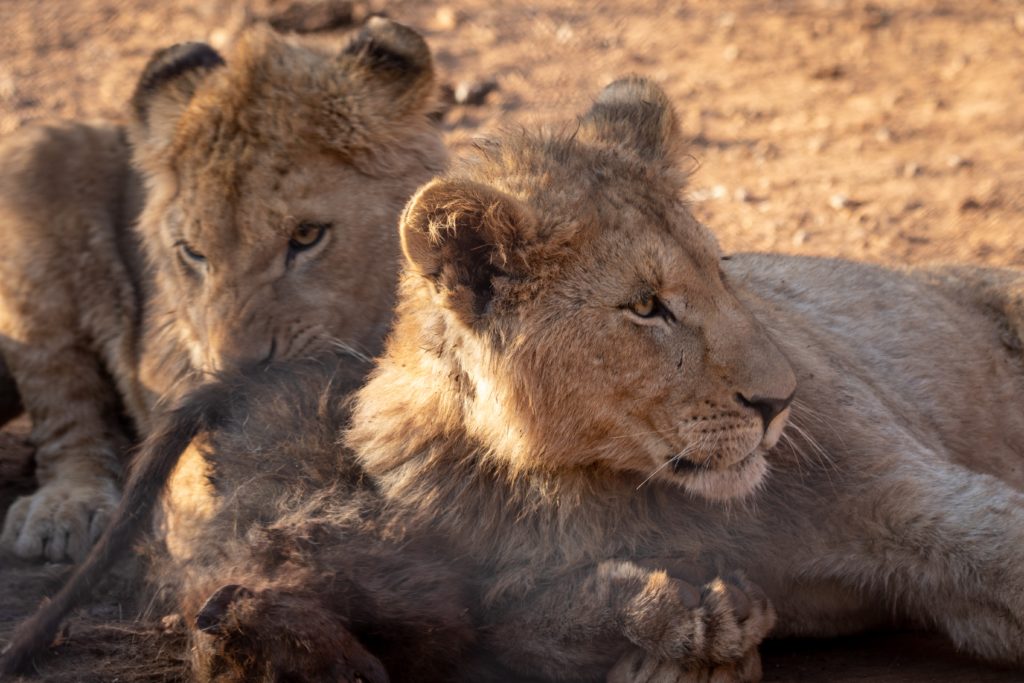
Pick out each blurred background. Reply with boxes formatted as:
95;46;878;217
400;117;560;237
1;1;1023;681
2;0;1022;269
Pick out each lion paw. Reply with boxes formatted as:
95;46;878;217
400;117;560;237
607;646;763;683
622;571;775;667
0;475;118;562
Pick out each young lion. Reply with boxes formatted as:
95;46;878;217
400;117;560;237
9;79;1024;681
0;18;445;563
344;78;1024;679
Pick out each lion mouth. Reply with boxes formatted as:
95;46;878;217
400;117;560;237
669;451;757;475
666;449;767;501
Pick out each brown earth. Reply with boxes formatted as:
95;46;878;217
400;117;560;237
1;0;1023;681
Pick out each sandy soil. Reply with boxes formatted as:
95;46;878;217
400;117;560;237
1;0;1023;681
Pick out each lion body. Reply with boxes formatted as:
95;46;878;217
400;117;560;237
0;21;446;562
343;80;1024;680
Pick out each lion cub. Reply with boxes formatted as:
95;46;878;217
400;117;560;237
10;79;1024;682
0;18;445;563
353;78;1024;678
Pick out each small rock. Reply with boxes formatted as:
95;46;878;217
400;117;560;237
829;194;863;210
902;162;921;178
710;184;729;200
723;44;740;61
792;230;809;246
811;64;845;80
875;127;893;144
0;72;16;102
453;79;499;106
960;197;983;211
860;4;891;30
433;6;458;31
734;187;751;203
556;23;574;44
946;154;972;170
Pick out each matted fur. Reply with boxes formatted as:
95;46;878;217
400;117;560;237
0;18;446;563
0;355;477;681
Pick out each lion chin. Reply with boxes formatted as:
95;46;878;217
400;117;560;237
671;450;770;502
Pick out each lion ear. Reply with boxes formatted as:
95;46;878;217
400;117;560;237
341;17;435;117
400;179;537;325
578;76;683;163
130;42;225;142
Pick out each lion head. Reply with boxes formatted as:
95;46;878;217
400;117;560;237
380;77;796;501
130;18;445;376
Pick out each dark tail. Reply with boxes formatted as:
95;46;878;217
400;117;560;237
0;353;23;428
0;381;231;676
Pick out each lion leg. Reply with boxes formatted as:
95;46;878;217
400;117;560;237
481;559;774;682
0;331;127;563
814;453;1024;666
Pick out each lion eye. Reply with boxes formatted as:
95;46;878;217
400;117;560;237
631;295;657;318
625;294;675;322
177;240;206;263
289;221;329;251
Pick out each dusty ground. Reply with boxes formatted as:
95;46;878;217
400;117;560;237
1;0;1023;681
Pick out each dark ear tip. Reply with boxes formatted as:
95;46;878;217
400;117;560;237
132;41;225;120
343;17;431;75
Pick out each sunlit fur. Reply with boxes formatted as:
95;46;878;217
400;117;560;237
346;77;1024;681
0;19;445;562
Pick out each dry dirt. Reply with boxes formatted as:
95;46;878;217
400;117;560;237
1;0;1023;681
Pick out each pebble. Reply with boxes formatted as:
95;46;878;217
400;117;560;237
433;6;458;31
792;230;809;246
946;154;972;170
811;64;845;80
827;193;860;209
453;79;499;106
902;162;921;178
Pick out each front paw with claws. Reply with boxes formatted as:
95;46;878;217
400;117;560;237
620;570;774;673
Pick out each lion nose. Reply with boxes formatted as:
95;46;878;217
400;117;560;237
736;391;794;431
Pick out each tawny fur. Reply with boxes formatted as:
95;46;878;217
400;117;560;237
0;18;446;563
11;78;1024;682
340;78;1024;680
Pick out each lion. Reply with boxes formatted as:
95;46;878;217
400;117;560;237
0;17;446;563
343;77;1024;679
8;78;1024;682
